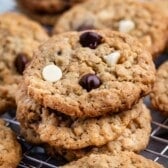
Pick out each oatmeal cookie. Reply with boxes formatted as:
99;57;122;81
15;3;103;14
24;30;155;117
17;0;86;14
53;0;168;58
150;61;168;116
16;83;142;149
0;12;48;113
47;104;151;161
0;119;22;168
17;0;86;25
61;151;164;168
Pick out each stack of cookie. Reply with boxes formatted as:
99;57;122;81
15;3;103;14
16;29;157;166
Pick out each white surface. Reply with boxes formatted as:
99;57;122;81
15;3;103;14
42;64;63;82
0;0;16;13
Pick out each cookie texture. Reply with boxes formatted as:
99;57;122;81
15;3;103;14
16;83;142;149
0;12;48;113
24;30;155;117
53;0;168;58
150;61;168;116
0;119;22;168
47;103;151;161
61;151;164;168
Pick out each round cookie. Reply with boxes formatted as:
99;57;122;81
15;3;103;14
24;12;61;26
24;30;155;117
0;119;22;168
16;83;142;150
61;151;164;168
47;104;151;161
150;0;168;50
53;0;168;58
17;0;86;14
0;12;48;113
17;0;86;25
150;61;168;116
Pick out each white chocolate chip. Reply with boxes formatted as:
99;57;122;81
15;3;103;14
119;19;135;33
103;51;121;66
42;64;62;82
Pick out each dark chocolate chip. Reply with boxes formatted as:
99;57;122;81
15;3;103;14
14;53;29;75
79;73;102;92
77;24;95;31
79;32;102;49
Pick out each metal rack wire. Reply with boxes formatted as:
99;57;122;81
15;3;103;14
0;0;168;167
1;104;168;168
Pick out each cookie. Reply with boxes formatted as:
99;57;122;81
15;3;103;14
17;0;86;14
0;119;22;168
150;61;168;116
61;151;164;168
53;0;168;58
24;30;155;117
16;82;142;150
47;103;151;161
17;0;86;25
24;12;60;26
0;12;48;113
149;0;168;50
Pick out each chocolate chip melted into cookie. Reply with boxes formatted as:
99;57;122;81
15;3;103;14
79;31;103;49
79;73;102;92
14;53;30;75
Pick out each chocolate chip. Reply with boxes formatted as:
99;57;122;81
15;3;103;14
14;53;29;75
77;24;95;31
79;73;102;92
79;32;102;49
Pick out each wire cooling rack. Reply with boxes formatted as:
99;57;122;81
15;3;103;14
1;96;168;168
0;0;168;167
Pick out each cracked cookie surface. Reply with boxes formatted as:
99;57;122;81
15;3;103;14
24;30;155;117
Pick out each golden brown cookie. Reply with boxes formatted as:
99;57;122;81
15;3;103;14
24;30;155;117
0;119;22;168
17;0;87;25
17;0;86;13
61;151;164;168
47;104;151;161
0;12;48;113
150;61;168;116
16;82;142;150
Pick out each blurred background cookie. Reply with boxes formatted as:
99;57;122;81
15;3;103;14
0;119;22;168
53;0;168;58
16;0;87;25
0;12;48;113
